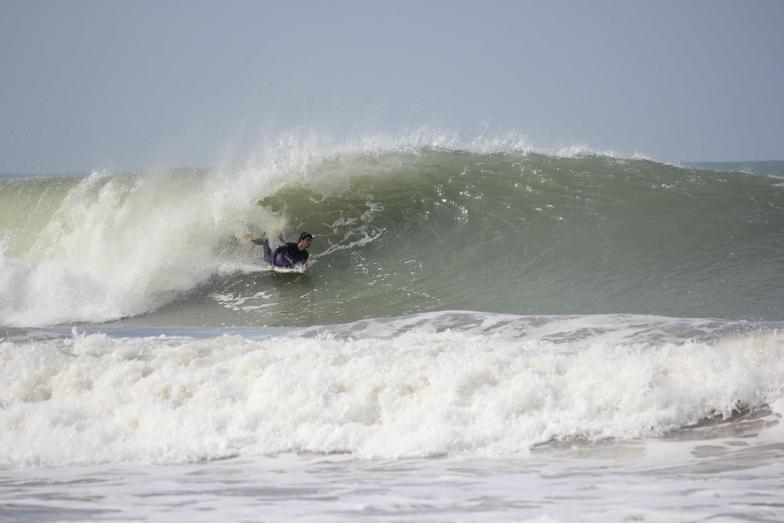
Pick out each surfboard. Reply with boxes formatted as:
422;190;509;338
270;264;307;274
219;262;308;275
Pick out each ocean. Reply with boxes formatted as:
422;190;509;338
1;138;783;521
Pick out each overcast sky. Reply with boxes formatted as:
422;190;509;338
1;0;782;173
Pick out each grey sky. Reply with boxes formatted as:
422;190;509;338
1;0;782;173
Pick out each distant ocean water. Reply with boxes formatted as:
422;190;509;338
2;137;783;521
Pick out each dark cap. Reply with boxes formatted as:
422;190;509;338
299;232;313;241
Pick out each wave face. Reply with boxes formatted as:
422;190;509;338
2;313;783;466
1;146;783;326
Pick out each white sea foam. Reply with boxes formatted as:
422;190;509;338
0;167;285;326
1;314;782;467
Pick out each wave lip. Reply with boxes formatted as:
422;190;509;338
2;313;782;467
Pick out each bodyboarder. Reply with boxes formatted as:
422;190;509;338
248;231;313;272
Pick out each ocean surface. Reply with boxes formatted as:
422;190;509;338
2;139;783;522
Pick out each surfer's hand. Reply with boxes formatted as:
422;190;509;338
247;234;257;241
302;264;309;273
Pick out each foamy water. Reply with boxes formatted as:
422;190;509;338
2;314;783;468
2;400;783;521
2;314;784;521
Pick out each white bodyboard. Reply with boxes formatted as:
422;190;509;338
270;264;306;274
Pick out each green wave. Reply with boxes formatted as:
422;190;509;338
245;151;784;323
1;151;782;326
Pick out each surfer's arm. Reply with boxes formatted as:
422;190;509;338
247;235;265;245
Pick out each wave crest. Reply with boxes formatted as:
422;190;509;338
1;138;783;326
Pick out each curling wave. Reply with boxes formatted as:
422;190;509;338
0;139;783;327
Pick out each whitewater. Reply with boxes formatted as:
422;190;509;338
1;136;784;522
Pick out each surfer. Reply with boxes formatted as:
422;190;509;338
248;231;313;272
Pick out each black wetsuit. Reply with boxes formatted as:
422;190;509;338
273;242;309;267
254;238;308;268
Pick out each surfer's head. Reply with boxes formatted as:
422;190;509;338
298;232;313;250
